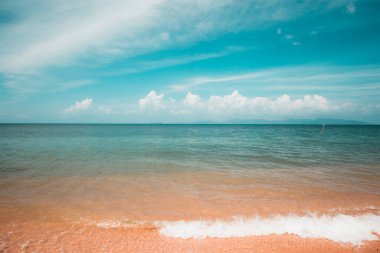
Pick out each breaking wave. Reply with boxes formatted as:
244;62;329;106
156;213;380;245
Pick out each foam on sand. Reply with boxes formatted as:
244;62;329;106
157;213;380;245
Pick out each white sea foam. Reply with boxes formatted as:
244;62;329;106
96;220;124;228
157;213;380;245
80;218;145;229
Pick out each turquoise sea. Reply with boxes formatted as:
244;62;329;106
1;124;380;175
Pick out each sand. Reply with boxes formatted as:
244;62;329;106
0;221;379;253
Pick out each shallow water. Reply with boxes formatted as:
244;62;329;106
0;124;379;245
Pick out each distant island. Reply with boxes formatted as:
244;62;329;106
186;118;370;125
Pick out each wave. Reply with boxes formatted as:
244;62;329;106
156;213;380;245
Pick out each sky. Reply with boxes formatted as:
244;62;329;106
0;0;380;123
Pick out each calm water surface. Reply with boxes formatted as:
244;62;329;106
0;124;379;222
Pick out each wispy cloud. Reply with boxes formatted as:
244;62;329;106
263;83;380;92
169;65;380;92
58;80;95;91
107;46;247;75
0;0;355;91
170;72;270;91
0;0;164;75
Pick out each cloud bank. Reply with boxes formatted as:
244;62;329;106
138;90;341;119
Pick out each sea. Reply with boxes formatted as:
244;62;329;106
0;124;379;247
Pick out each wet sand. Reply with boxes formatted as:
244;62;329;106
0;221;379;253
1;169;380;252
1;170;380;221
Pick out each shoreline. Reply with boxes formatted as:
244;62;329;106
1;221;379;253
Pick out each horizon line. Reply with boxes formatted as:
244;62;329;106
0;123;376;126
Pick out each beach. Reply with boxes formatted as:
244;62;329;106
2;0;380;251
1;222;380;253
0;124;379;252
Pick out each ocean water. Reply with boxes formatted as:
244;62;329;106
0;124;380;244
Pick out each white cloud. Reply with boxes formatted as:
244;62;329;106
140;91;335;118
60;88;376;121
139;90;164;110
292;42;301;46
64;98;93;113
276;28;282;35
184;92;201;106
346;2;356;14
206;90;248;113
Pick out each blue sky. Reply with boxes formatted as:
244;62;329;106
0;0;380;123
